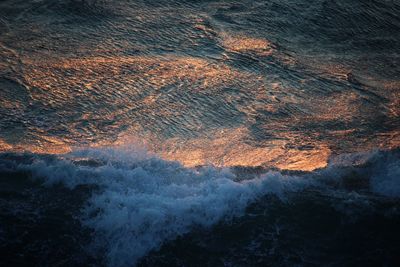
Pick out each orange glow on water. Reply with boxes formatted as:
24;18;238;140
221;34;274;56
0;139;12;151
156;127;331;171
1;44;397;172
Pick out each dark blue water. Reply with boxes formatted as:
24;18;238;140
0;0;399;266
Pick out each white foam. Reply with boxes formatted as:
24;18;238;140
18;147;400;266
19;147;313;266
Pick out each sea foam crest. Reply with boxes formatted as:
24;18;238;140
16;147;400;266
19;147;312;266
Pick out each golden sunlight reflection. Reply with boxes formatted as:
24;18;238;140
0;139;12;151
1;126;399;172
0;126;331;172
220;33;274;56
22;55;259;107
0;137;72;155
1;48;397;172
150;127;331;171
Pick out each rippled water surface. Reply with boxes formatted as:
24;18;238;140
0;0;399;266
1;0;399;170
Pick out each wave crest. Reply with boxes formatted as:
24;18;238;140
3;147;399;266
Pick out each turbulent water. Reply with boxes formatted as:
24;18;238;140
0;0;399;266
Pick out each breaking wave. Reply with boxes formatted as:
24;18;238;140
1;147;398;266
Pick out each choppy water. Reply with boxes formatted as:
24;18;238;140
0;0;399;266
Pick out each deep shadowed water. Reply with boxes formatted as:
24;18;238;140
0;0;399;266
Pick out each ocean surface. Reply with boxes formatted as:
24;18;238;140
0;0;399;266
